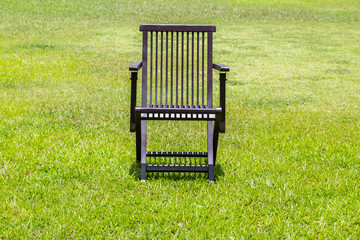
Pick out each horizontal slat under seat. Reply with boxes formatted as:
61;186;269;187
146;164;209;172
147;152;207;157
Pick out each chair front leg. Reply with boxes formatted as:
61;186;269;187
130;71;138;132
135;111;141;162
213;111;221;166
140;120;147;181
207;121;215;182
219;72;227;133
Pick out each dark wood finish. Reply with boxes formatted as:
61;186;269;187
186;32;189;105
165;31;168;105
130;71;138;132
135;106;221;114
155;31;158;105
202;32;205;106
213;68;229;133
196;32;200;105
171;32;174;105
213;111;221;165
219;72;227;132
147;165;209;172
140;24;216;32
129;61;142;71
135;111;141;162
147;152;207;157
181;32;184;106
136;112;221;122
207;32;213;108
176;32;179;105
213;63;230;72
150;32;153;105
141;31;148;107
129;24;229;182
191;32;194;105
160;31;163;105
207;121;214;181
140;120;147;180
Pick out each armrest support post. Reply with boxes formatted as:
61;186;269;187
212;63;229;133
130;71;138;132
219;72;227;133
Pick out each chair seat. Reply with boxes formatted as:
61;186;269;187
135;106;221;121
148;104;208;108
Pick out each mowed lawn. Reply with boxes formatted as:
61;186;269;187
1;0;360;238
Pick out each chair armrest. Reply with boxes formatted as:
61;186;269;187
213;63;230;72
129;62;142;71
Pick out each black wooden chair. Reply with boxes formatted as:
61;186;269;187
129;24;229;182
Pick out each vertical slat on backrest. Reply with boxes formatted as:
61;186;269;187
191;32;194;106
165;31;168;106
160;31;163;106
176;32;179;106
155;32;158;106
207;32;213;108
142;31;148;107
186;32;189;106
181;32;184;106
171;32;174;106
196;32;199;106
149;31;153;106
202;32;205;106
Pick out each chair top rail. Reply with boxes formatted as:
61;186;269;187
140;24;216;32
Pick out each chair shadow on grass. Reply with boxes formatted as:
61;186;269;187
129;157;225;182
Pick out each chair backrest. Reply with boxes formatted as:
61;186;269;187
139;24;216;108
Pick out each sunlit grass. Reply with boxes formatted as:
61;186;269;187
1;0;360;238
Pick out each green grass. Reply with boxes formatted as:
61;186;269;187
1;0;360;238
